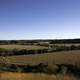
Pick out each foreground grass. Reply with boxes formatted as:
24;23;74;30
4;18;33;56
0;72;77;80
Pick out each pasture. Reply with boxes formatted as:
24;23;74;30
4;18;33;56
50;43;80;47
0;50;80;66
0;45;48;50
0;44;80;80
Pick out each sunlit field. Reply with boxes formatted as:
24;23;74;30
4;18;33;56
0;50;80;65
0;72;77;80
0;45;48;50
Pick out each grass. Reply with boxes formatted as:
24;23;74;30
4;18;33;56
0;45;80;80
0;44;48;50
0;50;80;65
50;43;80;46
0;72;77;80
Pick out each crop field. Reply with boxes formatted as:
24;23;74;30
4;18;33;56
0;72;77;80
0;45;48;50
0;50;80;66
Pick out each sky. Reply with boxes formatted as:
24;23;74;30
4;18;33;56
0;0;80;40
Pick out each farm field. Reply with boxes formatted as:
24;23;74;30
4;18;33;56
50;43;80;46
0;45;48;50
0;50;80;65
0;72;77;80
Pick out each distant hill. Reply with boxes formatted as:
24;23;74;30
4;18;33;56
0;38;80;44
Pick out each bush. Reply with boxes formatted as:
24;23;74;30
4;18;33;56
16;66;23;72
60;65;68;74
47;64;59;74
70;45;76;50
0;48;7;56
19;49;27;55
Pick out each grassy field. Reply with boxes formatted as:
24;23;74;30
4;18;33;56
50;43;80;46
0;50;80;65
0;72;77;80
0;45;80;80
0;45;48;50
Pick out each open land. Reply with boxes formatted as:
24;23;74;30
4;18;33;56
0;72;77;80
0;50;80;65
0;45;48;50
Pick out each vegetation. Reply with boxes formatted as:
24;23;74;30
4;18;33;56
0;44;80;56
0;50;80;76
0;50;80;65
0;45;48;50
0;72;77;80
0;39;80;45
47;64;59;74
0;63;80;77
0;39;80;80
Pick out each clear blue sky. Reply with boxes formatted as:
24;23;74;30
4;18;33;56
0;0;80;40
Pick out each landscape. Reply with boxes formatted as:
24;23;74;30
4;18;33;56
0;39;80;80
0;0;80;80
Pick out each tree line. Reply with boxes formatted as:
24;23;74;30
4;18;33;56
0;45;80;56
0;48;48;56
0;39;80;45
0;63;80;76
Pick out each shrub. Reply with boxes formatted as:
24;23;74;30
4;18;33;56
60;65;68;75
19;49;27;55
70;45;76;50
47;64;59;74
16;66;23;72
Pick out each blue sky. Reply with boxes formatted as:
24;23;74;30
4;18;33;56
0;0;80;40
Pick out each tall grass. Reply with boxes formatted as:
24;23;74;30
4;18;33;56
0;72;77;80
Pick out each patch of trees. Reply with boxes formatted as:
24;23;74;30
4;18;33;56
0;48;48;56
0;40;39;45
48;45;80;52
50;39;80;44
0;45;80;56
0;63;80;76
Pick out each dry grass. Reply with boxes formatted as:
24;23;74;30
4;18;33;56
0;45;47;50
0;50;80;65
50;44;80;46
0;72;77;80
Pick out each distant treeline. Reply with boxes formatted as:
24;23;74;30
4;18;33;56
50;39;80;44
0;39;80;44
